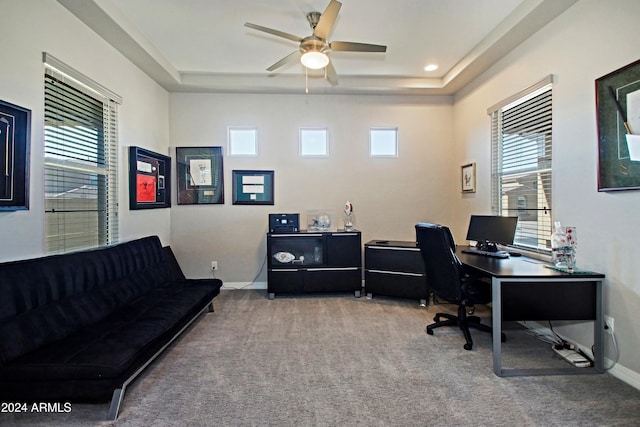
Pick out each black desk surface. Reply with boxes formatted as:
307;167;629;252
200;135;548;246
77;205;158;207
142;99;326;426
456;246;605;279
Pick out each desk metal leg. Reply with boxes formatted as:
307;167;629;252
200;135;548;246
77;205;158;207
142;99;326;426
492;277;502;376
594;279;604;372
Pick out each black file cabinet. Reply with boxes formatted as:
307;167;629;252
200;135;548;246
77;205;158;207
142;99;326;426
364;240;428;305
267;231;362;299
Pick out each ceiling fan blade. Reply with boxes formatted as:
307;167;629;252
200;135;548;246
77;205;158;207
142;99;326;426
330;41;387;53
325;60;338;86
267;50;301;72
313;0;342;39
244;22;303;43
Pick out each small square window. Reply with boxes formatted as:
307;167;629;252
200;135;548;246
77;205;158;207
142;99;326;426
229;127;257;156
370;128;398;157
300;128;328;157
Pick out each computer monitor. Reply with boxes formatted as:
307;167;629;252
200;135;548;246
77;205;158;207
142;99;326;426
465;215;518;252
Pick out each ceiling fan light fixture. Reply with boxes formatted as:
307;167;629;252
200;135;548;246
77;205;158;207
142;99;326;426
301;51;329;69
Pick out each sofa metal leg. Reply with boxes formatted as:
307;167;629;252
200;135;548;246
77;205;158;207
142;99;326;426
108;387;125;420
208;302;214;312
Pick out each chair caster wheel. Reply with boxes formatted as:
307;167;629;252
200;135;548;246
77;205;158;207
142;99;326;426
464;343;473;350
426;328;434;335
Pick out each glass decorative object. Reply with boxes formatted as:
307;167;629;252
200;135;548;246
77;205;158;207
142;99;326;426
343;200;355;231
551;222;577;271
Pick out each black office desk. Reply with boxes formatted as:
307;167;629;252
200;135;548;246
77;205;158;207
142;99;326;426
456;247;605;377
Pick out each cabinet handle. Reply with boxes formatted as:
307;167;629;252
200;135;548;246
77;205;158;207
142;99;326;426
307;267;359;272
368;246;419;251
332;233;358;236
270;233;322;237
367;269;424;277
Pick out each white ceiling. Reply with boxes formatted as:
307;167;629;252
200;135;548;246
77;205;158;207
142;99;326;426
57;0;578;95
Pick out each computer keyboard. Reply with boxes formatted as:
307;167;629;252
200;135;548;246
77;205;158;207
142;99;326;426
461;248;509;258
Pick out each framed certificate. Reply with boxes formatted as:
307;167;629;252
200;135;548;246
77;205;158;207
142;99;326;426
232;170;274;205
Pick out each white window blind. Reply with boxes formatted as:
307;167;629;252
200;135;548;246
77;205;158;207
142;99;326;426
490;77;553;253
44;55;120;254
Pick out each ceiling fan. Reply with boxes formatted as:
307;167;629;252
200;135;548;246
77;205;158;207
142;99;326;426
244;0;387;86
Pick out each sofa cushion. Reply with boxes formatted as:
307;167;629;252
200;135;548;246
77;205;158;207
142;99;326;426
0;236;170;365
0;280;219;382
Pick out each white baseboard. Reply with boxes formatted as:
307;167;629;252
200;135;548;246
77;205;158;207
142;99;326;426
221;281;267;290
606;360;640;391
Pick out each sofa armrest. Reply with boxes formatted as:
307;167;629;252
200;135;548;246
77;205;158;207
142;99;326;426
163;246;186;281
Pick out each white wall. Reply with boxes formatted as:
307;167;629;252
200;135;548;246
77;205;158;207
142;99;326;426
169;93;455;284
0;0;171;261
452;0;640;382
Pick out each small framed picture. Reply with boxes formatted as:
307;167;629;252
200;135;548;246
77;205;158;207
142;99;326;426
232;170;274;205
461;163;476;193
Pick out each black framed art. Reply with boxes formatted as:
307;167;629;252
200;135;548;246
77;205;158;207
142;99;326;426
176;146;224;205
596;58;640;191
0;100;31;210
232;170;274;205
129;146;171;209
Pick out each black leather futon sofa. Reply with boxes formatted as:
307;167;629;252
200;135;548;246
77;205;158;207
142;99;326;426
0;235;222;419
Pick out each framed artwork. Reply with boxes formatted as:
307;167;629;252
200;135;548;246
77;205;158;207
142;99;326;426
232;170;274;205
0;100;31;210
596;58;640;191
461;163;476;193
129;146;171;209
176;146;224;205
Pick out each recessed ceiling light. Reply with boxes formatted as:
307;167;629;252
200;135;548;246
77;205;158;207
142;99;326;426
424;64;438;72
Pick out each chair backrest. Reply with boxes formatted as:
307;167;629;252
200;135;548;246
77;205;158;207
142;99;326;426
415;223;464;303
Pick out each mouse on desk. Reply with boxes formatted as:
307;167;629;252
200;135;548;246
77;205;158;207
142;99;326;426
509;251;522;257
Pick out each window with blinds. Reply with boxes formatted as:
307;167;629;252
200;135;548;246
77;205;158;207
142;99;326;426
44;55;120;254
489;77;553;253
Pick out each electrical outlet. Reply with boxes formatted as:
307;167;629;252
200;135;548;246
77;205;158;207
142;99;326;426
604;315;614;335
211;261;218;271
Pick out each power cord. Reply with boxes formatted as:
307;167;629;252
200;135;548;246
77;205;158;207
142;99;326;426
592;329;620;371
222;253;268;290
528;320;619;370
525;321;564;346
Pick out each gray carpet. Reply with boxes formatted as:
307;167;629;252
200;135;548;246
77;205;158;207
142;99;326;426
3;289;640;426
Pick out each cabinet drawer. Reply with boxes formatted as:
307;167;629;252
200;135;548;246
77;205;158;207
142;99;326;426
268;269;303;294
304;267;361;293
365;270;428;300
365;246;425;274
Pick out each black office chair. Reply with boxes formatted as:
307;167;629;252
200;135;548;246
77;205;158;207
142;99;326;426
415;222;502;350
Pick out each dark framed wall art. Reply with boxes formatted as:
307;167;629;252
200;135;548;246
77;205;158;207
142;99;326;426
596;58;640;191
0;100;31;210
176;146;224;205
129;146;171;209
232;170;274;205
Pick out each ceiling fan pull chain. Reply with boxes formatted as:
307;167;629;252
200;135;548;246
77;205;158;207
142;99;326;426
305;67;309;94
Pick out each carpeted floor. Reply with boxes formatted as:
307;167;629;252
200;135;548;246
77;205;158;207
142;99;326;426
3;289;640;426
